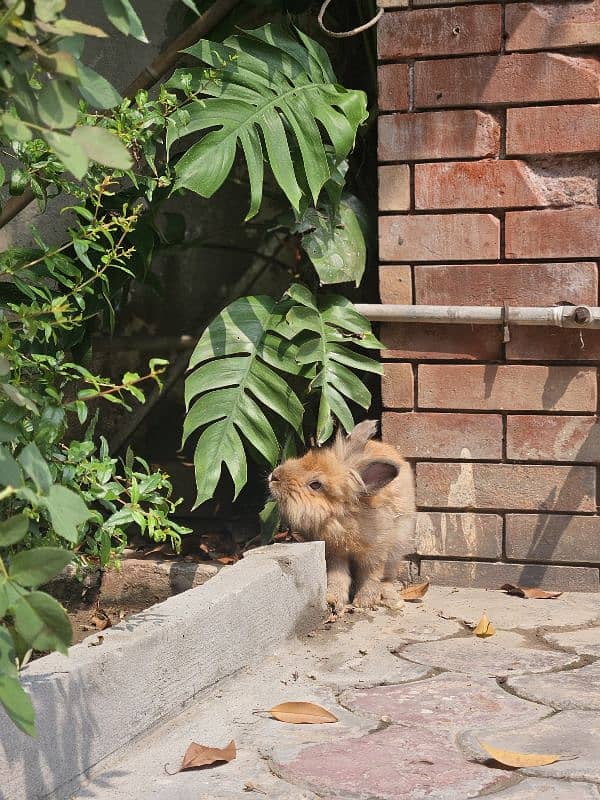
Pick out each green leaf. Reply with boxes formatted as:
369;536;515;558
51;18;107;37
0;628;18;679
44;484;92;543
0;674;35;737
179;0;200;12
167;24;367;217
0;446;21;488
44;129;88;179
17;443;52;493
299;197;366;286
38;80;79;129
184;296;304;507
8;547;73;588
285;287;380;444
76;62;122;109
0;163;5;187
1;113;32;142
12;590;72;654
34;0;66;23
102;0;148;42
72;126;132;170
0;421;18;442
0;515;28;547
259;499;280;544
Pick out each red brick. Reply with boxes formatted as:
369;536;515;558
421;559;599;591
378;5;502;60
506;1;600;52
415;53;600;108
381;363;414;409
507;327;600;361
414;159;596;210
416;512;502;558
379;266;412;304
378;165;410;211
378;64;409;111
383;411;502;459
506;514;600;564
381;323;502;360
378;110;500;162
416;462;596;511
505;208;600;259
507;105;600;156
507;415;600;462
419;364;597;411
379;214;500;262
414;262;598;306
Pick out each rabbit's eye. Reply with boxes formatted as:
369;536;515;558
309;480;322;491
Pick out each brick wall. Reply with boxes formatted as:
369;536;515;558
377;0;600;590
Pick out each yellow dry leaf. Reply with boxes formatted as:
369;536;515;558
479;740;563;768
474;613;496;637
269;701;338;724
400;581;430;601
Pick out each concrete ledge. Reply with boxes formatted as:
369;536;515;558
0;542;326;800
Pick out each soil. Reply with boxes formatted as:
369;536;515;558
45;528;295;647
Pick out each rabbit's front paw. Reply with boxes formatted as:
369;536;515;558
326;591;347;614
352;581;382;610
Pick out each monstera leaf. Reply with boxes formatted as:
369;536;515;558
285;285;382;444
183;296;305;507
166;24;368;219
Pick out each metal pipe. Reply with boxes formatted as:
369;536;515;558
354;304;600;328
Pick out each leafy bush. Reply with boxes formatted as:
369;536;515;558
0;1;378;738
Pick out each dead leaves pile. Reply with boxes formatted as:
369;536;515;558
172;702;337;777
501;584;562;600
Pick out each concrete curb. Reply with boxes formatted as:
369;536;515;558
0;542;326;800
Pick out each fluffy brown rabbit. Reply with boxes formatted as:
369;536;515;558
268;420;416;611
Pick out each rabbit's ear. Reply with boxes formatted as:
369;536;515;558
358;459;399;492
335;419;378;461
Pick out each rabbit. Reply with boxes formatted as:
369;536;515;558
268;419;416;612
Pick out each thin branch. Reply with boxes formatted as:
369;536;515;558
318;0;383;38
0;0;242;230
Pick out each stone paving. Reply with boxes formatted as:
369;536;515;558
72;587;600;800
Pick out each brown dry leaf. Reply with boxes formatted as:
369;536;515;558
479;740;564;768
88;635;104;647
269;702;338;724
400;581;430;601
501;584;562;600
179;740;236;771
243;782;267;794
215;555;237;565
90;608;112;631
474;613;496;637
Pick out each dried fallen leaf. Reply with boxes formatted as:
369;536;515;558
215;555;237;565
88;635;104;647
400;581;430;601
243;782;267;794
179;740;236;771
90;608;112;631
269;702;338;724
474;613;496;637
479;740;564;768
501;584;562;600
